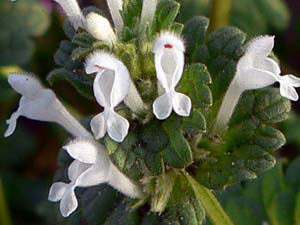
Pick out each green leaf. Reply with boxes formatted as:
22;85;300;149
47;68;94;99
182;109;206;135
151;171;176;213
182;16;210;63
162;117;193;168
180;63;212;110
0;0;50;66
109;133;144;180
82;186;122;225
72;32;95;48
268;192;295;225
186;174;234;225
295;191;300;225
162;174;205;225
104;200;140;225
154;0;180;31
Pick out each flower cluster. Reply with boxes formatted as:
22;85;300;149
4;0;300;219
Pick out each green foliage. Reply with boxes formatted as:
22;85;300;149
0;0;50;66
38;0;294;224
178;0;290;36
182;16;290;190
217;156;300;225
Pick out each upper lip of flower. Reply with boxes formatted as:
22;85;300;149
85;51;131;142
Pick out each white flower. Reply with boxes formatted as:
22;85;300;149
152;32;192;120
85;12;117;44
235;36;300;100
213;35;300;133
53;0;85;30
53;1;117;44
85;51;130;142
4;73;91;138
48;160;90;217
64;139;143;198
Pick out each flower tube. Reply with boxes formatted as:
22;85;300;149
106;0;124;33
53;0;85;30
140;0;158;31
4;73;92;139
213;36;300;133
85;51;131;142
152;32;192;120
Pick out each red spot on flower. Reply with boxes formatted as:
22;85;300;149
164;44;173;49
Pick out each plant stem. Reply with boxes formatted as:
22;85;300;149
212;79;242;134
185;174;234;225
0;180;13;225
124;81;147;116
209;0;232;31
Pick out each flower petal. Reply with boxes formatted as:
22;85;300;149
8;73;43;98
280;82;299;101
236;68;276;90
93;70;114;107
172;92;192;117
108;164;143;199
4;112;19;137
153;93;172;120
256;58;281;75
68;160;91;181
154;51;169;90
85;51;118;74
106;111;129;142
90;113;106;140
282;75;300;88
76;159;110;187
60;188;78;217
110;63;130;107
246;36;274;59
48;182;68;202
63;139;98;164
172;50;185;88
85;12;116;44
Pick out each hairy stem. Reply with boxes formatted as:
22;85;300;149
213;79;243;134
209;0;232;31
0;180;12;225
124;81;147;116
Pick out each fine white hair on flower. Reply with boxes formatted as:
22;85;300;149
53;0;85;30
48;160;90;217
213;35;300;133
85;51;131;142
4;73;91;138
153;31;185;53
152;31;191;120
85;12;117;44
